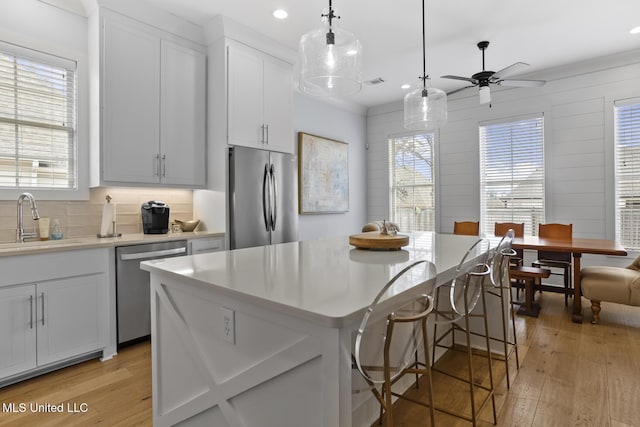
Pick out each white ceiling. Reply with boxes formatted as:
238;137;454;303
48;0;640;108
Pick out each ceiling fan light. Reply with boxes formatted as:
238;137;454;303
479;85;491;104
404;86;447;130
297;6;363;97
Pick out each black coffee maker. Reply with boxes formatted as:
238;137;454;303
141;201;170;234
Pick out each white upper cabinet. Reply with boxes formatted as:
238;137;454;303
102;13;160;184
160;40;206;186
227;41;293;154
94;9;206;187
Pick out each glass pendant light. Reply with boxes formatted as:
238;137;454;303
298;0;363;97
404;0;447;130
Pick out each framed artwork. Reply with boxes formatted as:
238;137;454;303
298;132;349;214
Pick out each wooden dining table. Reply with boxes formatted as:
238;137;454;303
511;236;627;323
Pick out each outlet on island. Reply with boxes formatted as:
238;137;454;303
221;307;235;344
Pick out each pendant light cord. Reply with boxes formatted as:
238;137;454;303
323;0;340;44
421;0;428;95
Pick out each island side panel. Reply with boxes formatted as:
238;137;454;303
150;272;345;427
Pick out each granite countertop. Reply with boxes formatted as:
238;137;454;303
0;231;225;257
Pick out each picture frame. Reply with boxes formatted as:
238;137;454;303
298;132;349;214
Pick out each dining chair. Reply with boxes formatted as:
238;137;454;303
431;238;497;426
483;230;519;388
353;260;437;427
454;221;480;236
532;223;573;306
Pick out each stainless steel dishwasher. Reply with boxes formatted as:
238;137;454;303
116;240;188;347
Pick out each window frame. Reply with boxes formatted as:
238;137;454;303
614;97;640;249
388;131;436;233
479;113;546;237
0;40;88;201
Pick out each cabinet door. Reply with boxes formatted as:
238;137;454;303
37;275;104;367
263;55;294;153
227;42;265;149
102;13;160;184
160;40;206;186
0;285;36;379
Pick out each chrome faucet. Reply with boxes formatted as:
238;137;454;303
16;192;40;243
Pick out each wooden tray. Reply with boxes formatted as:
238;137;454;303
349;232;410;251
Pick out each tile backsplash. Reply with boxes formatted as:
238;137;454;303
1;188;193;243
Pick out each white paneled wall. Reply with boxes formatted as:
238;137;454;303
367;53;640;267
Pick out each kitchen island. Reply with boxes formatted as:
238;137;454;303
141;232;493;427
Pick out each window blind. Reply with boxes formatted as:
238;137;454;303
615;100;640;249
0;45;76;189
479;115;545;236
388;133;435;232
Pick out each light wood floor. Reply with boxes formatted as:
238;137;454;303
1;293;640;426
379;292;640;427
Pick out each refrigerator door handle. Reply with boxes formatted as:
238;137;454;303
270;164;277;231
262;163;271;232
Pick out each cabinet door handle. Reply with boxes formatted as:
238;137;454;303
41;292;45;326
29;295;33;329
162;154;166;178
265;124;269;144
260;124;265;144
154;154;160;177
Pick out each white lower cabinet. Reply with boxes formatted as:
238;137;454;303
37;276;103;366
0;285;37;379
0;249;109;383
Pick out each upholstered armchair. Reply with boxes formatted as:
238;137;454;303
580;256;640;324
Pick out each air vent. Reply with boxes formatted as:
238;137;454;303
364;77;385;86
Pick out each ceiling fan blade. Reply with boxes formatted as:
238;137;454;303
447;85;476;95
441;75;478;84
498;79;546;87
492;62;529;79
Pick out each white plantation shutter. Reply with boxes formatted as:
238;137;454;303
388;133;435;232
615;99;640;249
479;115;545;236
0;43;76;189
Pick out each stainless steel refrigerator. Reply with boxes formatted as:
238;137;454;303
229;146;298;249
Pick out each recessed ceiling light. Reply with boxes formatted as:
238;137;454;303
401;84;411;90
273;9;288;19
631;26;640;34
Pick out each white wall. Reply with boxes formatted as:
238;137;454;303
294;94;368;241
367;50;640;267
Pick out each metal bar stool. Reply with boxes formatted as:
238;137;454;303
480;230;519;389
431;238;497;426
354;260;438;426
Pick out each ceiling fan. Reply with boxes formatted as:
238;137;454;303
441;41;546;104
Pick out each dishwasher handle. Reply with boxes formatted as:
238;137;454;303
120;246;187;261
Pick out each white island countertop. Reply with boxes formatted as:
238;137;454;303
141;232;484;327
